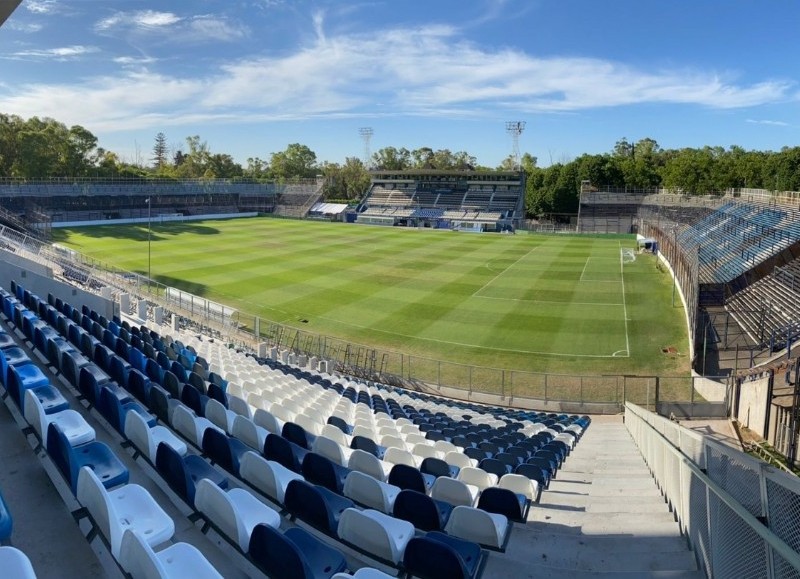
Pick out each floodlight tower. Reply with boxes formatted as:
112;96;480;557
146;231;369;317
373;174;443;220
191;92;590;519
505;121;526;171
359;127;374;168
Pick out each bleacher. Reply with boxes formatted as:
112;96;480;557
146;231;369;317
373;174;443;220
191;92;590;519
359;171;525;228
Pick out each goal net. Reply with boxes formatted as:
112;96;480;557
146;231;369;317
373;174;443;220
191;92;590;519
621;248;637;264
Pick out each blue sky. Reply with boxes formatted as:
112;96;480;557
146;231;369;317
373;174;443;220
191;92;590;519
1;0;798;168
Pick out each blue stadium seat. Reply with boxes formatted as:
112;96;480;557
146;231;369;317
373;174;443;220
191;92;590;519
301;452;351;494
248;523;347;579
402;531;483;579
0;346;29;388
388;464;434;494
46;422;129;495
263;433;309;473
0;490;12;545
476;486;528;523
98;384;155;434
154;442;228;508
6;363;50;408
284;479;354;536
282;421;316;450
392;489;452;532
201;428;249;477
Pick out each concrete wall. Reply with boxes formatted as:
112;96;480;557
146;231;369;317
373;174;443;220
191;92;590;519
0;254;115;319
737;376;771;437
692;374;728;402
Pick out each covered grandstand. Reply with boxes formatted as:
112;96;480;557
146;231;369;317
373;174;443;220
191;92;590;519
357;170;525;231
0;178;324;232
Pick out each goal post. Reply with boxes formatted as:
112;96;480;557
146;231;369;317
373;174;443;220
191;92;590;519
621;247;637;264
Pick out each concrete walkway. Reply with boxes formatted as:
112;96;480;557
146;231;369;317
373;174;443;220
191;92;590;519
482;420;704;578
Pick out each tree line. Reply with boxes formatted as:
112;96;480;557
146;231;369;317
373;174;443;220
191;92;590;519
2;113;798;217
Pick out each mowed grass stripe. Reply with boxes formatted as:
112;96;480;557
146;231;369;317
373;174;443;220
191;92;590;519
53;218;690;376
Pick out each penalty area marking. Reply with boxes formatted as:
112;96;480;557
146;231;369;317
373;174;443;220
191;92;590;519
473;245;540;298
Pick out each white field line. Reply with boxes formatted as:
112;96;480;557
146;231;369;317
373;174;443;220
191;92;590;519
473;294;622;307
472;245;540;298
619;241;631;357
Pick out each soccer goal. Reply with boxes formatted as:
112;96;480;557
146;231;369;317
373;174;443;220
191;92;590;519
621;247;637;264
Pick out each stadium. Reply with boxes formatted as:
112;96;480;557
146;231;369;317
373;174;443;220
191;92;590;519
3;3;800;579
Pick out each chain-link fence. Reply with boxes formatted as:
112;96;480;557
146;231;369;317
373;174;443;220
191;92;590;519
626;402;800;577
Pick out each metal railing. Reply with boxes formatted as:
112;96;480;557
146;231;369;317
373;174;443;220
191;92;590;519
626;402;800;577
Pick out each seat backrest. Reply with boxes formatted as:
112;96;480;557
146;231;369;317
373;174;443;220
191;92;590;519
155;442;190;504
23;388;47;440
194;479;240;548
393;489;442;532
239;451;300;503
76;467;113;550
284;479;334;533
498;473;536;501
247;524;308;579
171;405;199;444
343;470;385;511
479;458;510;479
403;534;471;579
46;422;73;484
119;529;164;579
348;449;386;481
320;424;349;447
282;422;313;450
98;385;125;432
458;466;496;490
420;457;452;478
312;435;347;466
388;464;425;493
253;408;282;434
202;428;235;474
384;447;416;468
231;415;261;451
204;398;230;433
350;435;381;457
124;409;153;459
147;385;172;425
431;476;475;507
476;486;522;521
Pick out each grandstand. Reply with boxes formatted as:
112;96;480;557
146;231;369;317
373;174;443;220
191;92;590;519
0;178;321;233
357;171;525;231
579;188;800;372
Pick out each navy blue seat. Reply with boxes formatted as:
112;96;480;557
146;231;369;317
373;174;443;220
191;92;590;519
77;365;110;406
464;447;489;462
108;356;131;386
114;337;130;362
533;449;561;471
301;452;351;494
504;446;530;463
494;452;521;470
154;442;228;508
350;435;385;459
66;323;85;348
79;332;99;358
403;531;483;579
207;383;227;407
282;422;316;450
515;463;549;490
162;371;182;399
180;384;208;417
169;361;188;383
187;371;206;394
248;523;347;579
284;479;354;536
46;336;75;370
46;423;129;495
477;486;528;523
147;385;173;425
388;464;434;494
326;415;352;435
478;458;516;478
201;428;249;476
126;368;152;404
263;434;309;473
420;457;459;479
393;489;453;532
98;384;155;434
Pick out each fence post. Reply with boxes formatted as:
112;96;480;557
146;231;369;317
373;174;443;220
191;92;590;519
468;365;472;394
501;370;505;399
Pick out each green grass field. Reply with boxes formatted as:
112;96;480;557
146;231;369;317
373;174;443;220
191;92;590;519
53;218;690;380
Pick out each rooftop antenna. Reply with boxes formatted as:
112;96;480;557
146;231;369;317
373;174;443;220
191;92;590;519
505;121;526;171
359;127;374;168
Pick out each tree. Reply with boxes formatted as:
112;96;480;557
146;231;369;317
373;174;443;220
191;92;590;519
269;143;317;180
152;132;168;169
371;147;411;170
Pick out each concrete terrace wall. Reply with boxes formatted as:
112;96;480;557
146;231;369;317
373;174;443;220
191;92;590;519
51;211;259;228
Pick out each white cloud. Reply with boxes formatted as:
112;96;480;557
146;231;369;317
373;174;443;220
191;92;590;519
114;56;158;66
95;10;248;43
95;11;182;32
7;21;44;33
746;119;790;127
10;45;99;59
0;24;791;132
25;0;58;14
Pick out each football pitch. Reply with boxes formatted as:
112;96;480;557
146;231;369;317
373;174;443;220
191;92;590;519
53;218;690;377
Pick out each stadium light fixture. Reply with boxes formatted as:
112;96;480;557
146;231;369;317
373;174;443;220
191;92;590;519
359;127;374;168
505;121;526;171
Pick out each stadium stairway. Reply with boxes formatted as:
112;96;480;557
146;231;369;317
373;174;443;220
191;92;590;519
482;420;704;578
